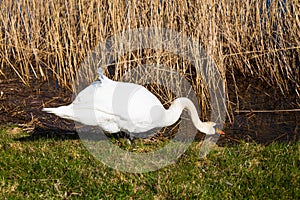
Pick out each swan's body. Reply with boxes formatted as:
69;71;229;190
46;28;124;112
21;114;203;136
43;70;224;136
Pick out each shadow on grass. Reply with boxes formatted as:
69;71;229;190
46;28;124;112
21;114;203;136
15;127;79;142
14;123;264;149
14;126;129;142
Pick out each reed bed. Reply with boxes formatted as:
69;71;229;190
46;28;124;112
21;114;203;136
0;0;299;116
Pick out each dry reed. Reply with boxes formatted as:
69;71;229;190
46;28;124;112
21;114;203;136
0;0;299;119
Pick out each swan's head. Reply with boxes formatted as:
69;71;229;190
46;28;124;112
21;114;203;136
199;122;225;135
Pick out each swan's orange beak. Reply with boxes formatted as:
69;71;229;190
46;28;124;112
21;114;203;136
216;128;225;135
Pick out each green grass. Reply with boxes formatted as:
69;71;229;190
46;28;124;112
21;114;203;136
0;126;299;199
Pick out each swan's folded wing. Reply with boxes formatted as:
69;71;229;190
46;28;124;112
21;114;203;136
72;80;165;132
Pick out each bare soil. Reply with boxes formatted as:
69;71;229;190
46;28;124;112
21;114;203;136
0;77;74;131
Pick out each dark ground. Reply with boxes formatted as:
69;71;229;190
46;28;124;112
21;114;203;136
0;75;299;144
0;77;74;131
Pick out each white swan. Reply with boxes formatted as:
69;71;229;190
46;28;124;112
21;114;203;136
43;69;224;136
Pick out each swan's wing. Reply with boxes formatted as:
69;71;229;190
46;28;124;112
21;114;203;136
70;78;118;128
72;78;165;132
73;77;117;113
110;83;166;132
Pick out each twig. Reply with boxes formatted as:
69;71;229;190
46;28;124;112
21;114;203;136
224;46;300;58
235;109;300;113
224;135;241;143
39;97;61;108
266;133;288;145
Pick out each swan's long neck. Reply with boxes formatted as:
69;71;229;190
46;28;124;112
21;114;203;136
163;97;214;134
164;97;201;126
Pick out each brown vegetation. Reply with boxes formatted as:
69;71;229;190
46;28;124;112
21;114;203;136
0;0;299;122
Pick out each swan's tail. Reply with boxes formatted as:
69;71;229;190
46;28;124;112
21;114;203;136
42;105;74;120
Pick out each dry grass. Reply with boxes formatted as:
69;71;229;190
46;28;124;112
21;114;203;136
0;0;299;115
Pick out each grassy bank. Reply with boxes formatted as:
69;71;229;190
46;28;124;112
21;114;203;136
0;126;299;199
